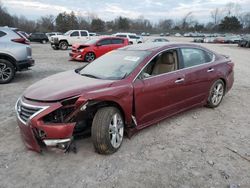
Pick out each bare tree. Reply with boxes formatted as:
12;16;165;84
211;8;221;25
181;12;193;29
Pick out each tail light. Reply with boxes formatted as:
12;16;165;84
12;38;30;45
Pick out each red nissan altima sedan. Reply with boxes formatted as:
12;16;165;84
69;36;129;62
15;42;234;154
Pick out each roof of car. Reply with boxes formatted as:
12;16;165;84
119;42;200;51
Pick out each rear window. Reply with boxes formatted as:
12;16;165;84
81;31;88;36
112;38;124;44
0;31;6;37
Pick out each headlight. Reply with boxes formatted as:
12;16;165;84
79;48;84;52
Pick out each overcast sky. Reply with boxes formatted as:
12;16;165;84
2;0;250;23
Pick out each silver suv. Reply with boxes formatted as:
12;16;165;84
0;27;34;84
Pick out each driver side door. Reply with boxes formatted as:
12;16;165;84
95;39;112;57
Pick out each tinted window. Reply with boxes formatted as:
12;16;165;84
70;31;79;37
129;35;137;39
0;31;6;37
112;39;124;44
181;48;213;68
98;39;112;46
81;31;88;36
116;35;127;38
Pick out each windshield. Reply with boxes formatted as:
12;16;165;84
64;30;72;36
84;39;99;45
79;50;150;80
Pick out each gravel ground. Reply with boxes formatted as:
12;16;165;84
0;37;250;188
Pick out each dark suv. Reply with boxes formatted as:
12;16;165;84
29;33;48;44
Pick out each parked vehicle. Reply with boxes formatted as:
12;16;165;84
15;42;234;154
114;33;143;44
46;32;63;42
69;37;129;62
151;38;169;42
213;37;225;44
204;37;216;43
175;33;182;37
29;33;49;44
50;30;90;50
0;27;34;84
238;35;250;47
193;38;204;43
224;35;242;44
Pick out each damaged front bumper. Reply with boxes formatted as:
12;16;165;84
15;98;77;152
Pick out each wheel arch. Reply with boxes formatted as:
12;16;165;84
87;100;127;126
0;53;17;69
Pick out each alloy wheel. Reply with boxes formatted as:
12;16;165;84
0;63;12;81
211;82;224;106
85;53;95;62
109;113;124;149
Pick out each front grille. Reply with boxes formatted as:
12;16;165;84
16;100;44;124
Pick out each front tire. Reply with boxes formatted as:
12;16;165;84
59;41;68;50
91;107;124;154
84;52;96;62
41;39;47;44
0;59;15;84
207;79;225;108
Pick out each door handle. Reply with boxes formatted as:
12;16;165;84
207;68;214;73
175;78;185;84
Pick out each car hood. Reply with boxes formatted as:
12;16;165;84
24;70;115;101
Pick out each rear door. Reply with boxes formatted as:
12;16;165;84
80;31;89;42
95;38;112;57
179;47;216;104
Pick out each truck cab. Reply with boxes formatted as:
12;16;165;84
51;30;90;50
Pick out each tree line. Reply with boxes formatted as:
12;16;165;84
0;2;249;33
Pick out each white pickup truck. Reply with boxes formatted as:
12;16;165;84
50;30;90;50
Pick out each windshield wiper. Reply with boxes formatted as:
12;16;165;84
81;73;100;79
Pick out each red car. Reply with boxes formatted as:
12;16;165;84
69;37;129;62
15;43;234;154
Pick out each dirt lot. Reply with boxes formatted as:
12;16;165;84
0;37;250;188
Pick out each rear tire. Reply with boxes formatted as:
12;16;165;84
91;107;124;154
0;59;15;84
59;41;68;50
41;40;47;44
207;79;225;108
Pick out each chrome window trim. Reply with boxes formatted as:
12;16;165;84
15;98;49;125
132;46;215;82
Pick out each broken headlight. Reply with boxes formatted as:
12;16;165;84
43;97;79;124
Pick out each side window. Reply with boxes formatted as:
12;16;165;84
129;35;137;39
80;31;88;36
140;50;178;79
98;39;112;46
70;31;79;37
181;48;213;68
0;31;6;37
116;35;126;38
112;39;123;44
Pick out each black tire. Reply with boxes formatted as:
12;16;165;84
41;39;47;44
91;107;124;154
0;59;15;84
84;52;96;62
59;41;68;50
129;41;133;45
207;79;225;108
137;41;142;44
52;46;59;50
